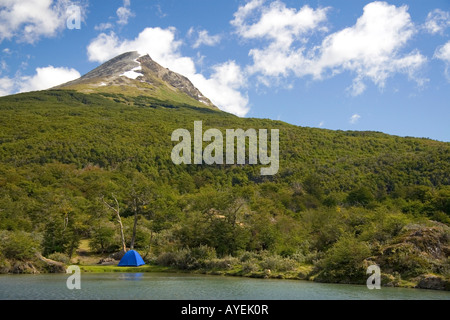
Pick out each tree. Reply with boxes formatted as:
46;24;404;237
347;187;374;207
102;194;127;253
303;174;323;199
126;173;153;250
318;234;371;283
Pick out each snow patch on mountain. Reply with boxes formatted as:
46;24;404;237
121;59;142;80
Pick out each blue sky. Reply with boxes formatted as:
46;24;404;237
0;0;449;141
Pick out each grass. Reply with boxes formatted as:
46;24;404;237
68;241;427;289
79;264;174;273
60;77;217;111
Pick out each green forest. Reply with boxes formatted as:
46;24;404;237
0;90;449;289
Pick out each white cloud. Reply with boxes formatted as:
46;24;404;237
87;28;196;77
0;0;85;44
232;1;426;95
191;61;249;116
435;41;450;63
424;9;450;35
435;41;450;79
309;2;427;94
87;27;249;116
117;1;134;26
18;66;80;92
0;65;80;97
232;0;328;44
231;0;265;31
0;77;14;96
0;59;7;72
189;28;221;49
94;22;113;31
94;0;133;31
154;4;167;18
231;0;329;78
349;114;361;124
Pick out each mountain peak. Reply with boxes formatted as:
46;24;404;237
55;51;216;109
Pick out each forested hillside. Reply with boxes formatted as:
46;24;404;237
0;90;449;289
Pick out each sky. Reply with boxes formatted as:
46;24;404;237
0;0;449;141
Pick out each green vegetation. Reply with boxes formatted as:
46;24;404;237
0;90;449;289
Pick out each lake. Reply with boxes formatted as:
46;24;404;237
0;273;449;300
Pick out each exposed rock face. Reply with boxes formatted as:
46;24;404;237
137;55;213;105
374;223;450;289
63;52;142;84
417;274;450;291
55;51;216;108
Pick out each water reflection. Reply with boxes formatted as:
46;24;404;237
118;273;144;281
0;273;449;300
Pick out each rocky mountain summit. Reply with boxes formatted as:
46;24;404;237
55;51;216;109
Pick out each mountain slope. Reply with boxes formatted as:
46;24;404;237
55;51;217;111
0;64;449;288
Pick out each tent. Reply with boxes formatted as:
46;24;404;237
118;250;146;267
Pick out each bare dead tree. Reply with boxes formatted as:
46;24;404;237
101;194;127;253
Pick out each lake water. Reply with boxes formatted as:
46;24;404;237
0;273;449;300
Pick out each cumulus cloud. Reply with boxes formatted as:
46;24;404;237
231;0;329;78
18;66;80;92
87;27;249;116
0;0;86;44
349;114;361;124
232;0;328;44
435;41;450;62
0;77;14;96
310;2;427;95
190;61;249;116
424;9;450;35
232;1;427;95
435;41;450;79
188;28;221;48
0;65;80;97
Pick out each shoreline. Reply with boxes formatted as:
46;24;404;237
77;264;447;292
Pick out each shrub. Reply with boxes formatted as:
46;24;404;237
317;235;371;283
156;248;195;270
48;252;70;265
291;251;307;264
191;245;217;261
0;231;41;261
155;251;178;267
0;257;11;274
204;256;239;270
242;260;259;273
239;251;259;262
347;187;374;207
260;255;297;272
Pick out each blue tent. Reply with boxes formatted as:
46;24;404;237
118;250;146;267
